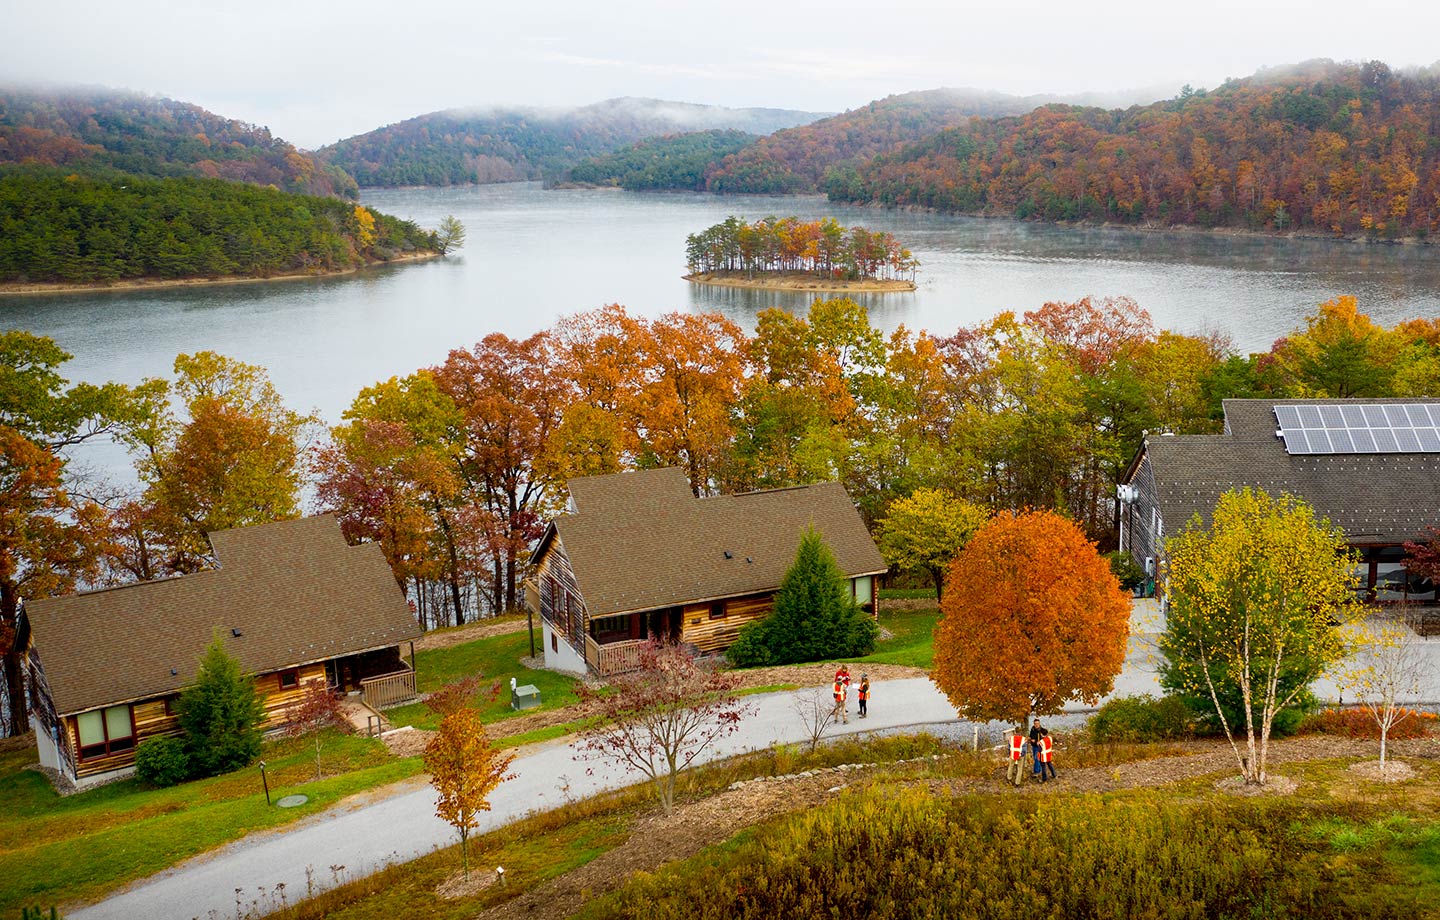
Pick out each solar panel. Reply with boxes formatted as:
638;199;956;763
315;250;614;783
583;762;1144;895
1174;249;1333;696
1274;403;1440;455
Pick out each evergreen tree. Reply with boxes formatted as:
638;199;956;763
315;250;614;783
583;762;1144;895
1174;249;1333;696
176;636;266;777
728;526;878;666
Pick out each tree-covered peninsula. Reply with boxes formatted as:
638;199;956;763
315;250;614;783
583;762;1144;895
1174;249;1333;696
684;216;918;291
558;129;757;190
0;166;439;286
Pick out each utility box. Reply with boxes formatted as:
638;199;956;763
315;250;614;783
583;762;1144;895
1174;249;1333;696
511;683;541;711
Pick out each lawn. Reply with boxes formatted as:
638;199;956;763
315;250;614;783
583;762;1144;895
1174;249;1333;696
0;732;420;916
386;629;581;732
853;605;939;669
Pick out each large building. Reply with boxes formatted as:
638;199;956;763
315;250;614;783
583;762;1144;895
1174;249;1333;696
526;468;887;675
22;515;422;788
1118;398;1440;603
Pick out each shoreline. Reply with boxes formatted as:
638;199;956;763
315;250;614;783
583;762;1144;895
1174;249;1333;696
0;251;444;297
683;271;917;293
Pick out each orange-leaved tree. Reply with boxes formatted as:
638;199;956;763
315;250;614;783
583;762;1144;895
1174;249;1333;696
425;706;514;879
931;509;1130;726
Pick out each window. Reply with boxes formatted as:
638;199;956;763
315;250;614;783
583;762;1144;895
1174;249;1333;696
551;631;558;652
278;669;299;690
709;601;726;619
75;704;135;760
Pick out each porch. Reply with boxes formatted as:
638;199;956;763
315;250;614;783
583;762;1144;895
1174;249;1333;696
582;606;684;676
325;645;419;710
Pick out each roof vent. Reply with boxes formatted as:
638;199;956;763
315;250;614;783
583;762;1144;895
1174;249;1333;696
170;667;178;676
724;551;733;559
745;557;753;564
231;627;243;638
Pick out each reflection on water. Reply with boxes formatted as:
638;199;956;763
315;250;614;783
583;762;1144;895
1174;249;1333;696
2;181;1439;484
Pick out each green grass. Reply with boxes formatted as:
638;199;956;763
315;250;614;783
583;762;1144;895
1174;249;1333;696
386;629;581;732
852;606;939;669
0;732;421;915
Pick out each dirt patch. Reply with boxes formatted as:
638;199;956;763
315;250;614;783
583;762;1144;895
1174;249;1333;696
381;726;434;758
878;597;940;611
435;867;500;899
1348;759;1417;783
730;661;927;692
412;616;530;652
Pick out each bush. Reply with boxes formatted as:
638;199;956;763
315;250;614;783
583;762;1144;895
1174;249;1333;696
1104;550;1147;592
1171;686;1317;739
1304;707;1437;740
1090;694;1194;743
727;527;878;667
177;636;266;777
134;735;192;787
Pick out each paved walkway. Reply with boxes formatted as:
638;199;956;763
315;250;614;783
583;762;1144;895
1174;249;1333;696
72;600;1440;920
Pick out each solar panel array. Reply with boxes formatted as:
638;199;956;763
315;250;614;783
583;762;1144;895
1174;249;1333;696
1274;403;1440;455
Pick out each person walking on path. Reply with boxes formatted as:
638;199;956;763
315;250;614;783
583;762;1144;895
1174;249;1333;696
1038;729;1056;781
1006;726;1026;786
858;674;870;718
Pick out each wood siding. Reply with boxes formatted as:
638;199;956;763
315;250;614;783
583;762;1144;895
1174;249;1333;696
536;535;588;649
26;646;73;777
681;593;774;653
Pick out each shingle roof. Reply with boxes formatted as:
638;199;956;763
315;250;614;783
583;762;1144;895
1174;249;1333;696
1142;398;1440;544
544;468;888;618
26;515;421;716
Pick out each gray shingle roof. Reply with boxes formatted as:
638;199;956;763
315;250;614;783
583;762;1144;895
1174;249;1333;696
545;468;888;618
1144;398;1440;544
26;515;421;716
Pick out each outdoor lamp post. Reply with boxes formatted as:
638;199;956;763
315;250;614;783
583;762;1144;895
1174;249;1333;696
259;760;271;805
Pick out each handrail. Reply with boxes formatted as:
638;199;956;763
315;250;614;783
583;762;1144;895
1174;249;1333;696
587;637;646;676
360;668;418;710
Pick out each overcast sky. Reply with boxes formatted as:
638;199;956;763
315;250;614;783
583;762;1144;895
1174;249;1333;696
5;0;1440;150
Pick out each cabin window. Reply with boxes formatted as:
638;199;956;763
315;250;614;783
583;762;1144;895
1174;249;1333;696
278;669;300;690
709;601;726;619
551;631;558;653
75;704;135;760
852;576;873;605
593;616;630;643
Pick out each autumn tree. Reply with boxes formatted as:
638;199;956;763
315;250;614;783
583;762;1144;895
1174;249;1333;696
1338;613;1432;775
877;489;988;599
0;332;161;735
727;527;879;667
576;641;749;815
284;681;350;781
1268;297;1402;398
425;707;514;879
931;509;1130;725
1161;488;1361;785
436;215;466;254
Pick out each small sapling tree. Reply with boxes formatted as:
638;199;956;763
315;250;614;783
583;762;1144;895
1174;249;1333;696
424;706;514;879
177;635;266;777
931;509;1131;727
285;681;350;781
1162;488;1361;785
577;641;751;815
1339;611;1432;775
792;685;839;753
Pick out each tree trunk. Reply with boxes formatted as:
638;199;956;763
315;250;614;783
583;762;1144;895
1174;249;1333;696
930;566;944;601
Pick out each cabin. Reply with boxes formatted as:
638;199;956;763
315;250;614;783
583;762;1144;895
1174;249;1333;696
1118;398;1440;604
22;514;422;788
525;468;888;676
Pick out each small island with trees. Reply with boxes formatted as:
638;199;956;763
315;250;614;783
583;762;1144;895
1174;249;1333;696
684;216;919;292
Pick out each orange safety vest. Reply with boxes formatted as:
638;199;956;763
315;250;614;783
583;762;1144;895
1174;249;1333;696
833;680;844;701
858;682;869;701
1008;734;1024;760
1039;736;1053;763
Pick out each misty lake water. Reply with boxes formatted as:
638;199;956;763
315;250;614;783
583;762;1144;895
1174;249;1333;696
2;181;1439;482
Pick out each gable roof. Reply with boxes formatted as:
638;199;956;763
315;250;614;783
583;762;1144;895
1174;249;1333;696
26;515;421;716
1134;398;1440;545
538;468;888;619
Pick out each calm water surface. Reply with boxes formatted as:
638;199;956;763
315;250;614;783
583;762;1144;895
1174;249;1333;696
2;182;1438;481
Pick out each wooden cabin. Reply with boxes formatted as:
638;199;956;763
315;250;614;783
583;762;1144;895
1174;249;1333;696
23;515;422;788
526;468;888;676
1118;398;1440;604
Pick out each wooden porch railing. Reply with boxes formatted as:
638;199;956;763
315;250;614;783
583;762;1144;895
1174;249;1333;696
360;667;418;710
585;636;646;676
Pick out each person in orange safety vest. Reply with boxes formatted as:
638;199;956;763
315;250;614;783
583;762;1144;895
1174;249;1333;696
1006;726;1026;786
832;675;849;724
1038;729;1056;781
857;674;870;718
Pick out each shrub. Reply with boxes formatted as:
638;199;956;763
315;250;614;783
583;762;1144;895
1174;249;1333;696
134;735;192;787
1304;707;1437;740
727;527;878;667
1171;685;1317;739
1090;694;1193;743
1105;550;1147;592
177;636;266;777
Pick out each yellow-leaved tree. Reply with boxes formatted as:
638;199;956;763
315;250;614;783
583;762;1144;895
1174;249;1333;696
425;707;514;878
1162;488;1361;785
876;488;989;599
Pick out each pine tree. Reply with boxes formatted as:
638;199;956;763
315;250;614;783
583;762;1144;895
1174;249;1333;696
729;526;878;666
177;636;266;777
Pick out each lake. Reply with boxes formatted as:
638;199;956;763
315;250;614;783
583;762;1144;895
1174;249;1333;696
3;182;1439;483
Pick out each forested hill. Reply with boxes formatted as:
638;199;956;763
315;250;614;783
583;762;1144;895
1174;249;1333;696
318;97;826;187
0;87;358;199
557;129;757;190
0;166;437;285
828;60;1440;238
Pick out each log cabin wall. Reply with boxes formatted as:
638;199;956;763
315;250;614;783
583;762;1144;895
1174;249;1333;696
26;647;73;778
680;593;775;654
537;536;588;648
67;660;329;779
